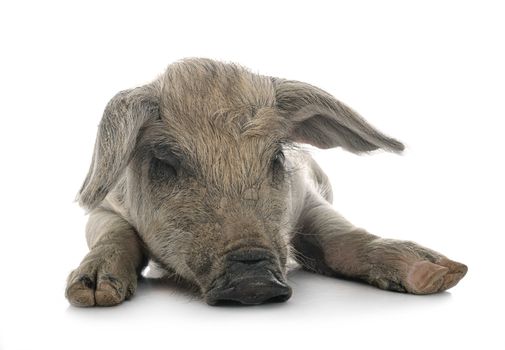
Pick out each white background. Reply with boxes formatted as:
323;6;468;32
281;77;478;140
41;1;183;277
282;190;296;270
0;1;504;349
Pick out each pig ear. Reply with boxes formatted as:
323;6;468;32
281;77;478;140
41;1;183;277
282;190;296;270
78;83;160;210
273;79;404;153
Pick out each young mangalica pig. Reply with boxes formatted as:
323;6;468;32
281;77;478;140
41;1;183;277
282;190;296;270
66;58;467;306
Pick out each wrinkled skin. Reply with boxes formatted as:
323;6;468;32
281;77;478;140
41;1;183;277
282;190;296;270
66;58;467;307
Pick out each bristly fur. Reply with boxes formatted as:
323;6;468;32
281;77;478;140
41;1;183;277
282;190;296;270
66;58;466;308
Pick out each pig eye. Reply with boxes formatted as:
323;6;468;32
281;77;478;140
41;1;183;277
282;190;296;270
149;152;178;180
271;151;285;183
150;157;177;180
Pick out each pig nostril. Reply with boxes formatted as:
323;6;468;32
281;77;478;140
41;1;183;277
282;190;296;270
265;292;291;304
269;296;283;303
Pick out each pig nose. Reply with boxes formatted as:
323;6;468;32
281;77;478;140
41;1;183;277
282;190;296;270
206;249;292;306
206;274;292;306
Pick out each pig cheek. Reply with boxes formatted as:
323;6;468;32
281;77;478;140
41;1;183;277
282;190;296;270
186;226;224;286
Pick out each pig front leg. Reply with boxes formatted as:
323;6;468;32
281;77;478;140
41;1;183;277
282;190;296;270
66;208;147;306
292;198;467;294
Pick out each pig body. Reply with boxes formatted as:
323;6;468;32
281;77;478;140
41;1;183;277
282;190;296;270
66;58;467;306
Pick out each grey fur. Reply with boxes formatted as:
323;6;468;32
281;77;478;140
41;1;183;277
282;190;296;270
273;79;405;152
66;58;467;307
79;82;161;210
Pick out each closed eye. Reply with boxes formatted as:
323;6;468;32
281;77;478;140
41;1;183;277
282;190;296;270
271;150;285;183
150;156;177;179
149;146;180;180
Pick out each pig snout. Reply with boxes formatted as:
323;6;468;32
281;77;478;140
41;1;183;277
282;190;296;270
205;248;292;306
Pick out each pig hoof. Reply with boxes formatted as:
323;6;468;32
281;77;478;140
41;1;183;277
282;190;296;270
405;259;468;294
65;275;96;307
66;262;137;307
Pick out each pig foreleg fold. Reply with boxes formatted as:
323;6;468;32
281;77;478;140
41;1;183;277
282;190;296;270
292;197;467;294
66;208;147;306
